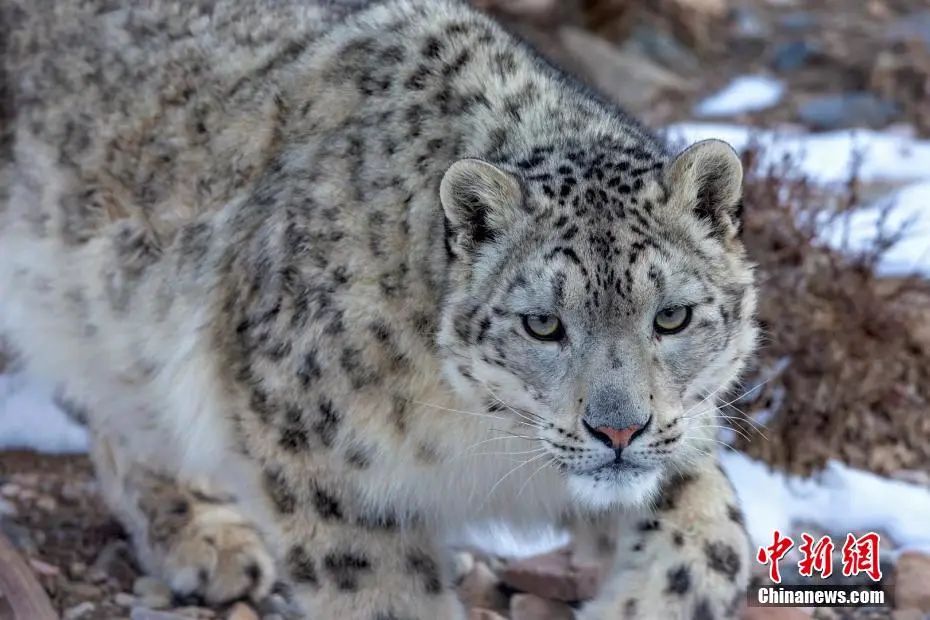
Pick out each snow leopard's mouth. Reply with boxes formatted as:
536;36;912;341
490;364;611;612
580;459;653;479
565;459;664;508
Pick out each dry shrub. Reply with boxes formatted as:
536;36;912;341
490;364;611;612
731;148;930;476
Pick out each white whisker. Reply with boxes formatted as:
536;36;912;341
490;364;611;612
688;423;753;443
517;457;555;498
483;451;550;506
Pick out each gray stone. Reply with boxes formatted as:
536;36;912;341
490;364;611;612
772;40;820;73
0;497;15;517
559;27;691;113
627;23;699;73
133;576;173;610
91;540;137;585
499;548;600;602
797;93;899;131
115;592;137;607
895;552;930;612
886;10;930;52
778;11;817;33
63;602;96;620
510;593;574;620
226;602;259;620
130;609;189;620
731;6;769;40
0;517;37;555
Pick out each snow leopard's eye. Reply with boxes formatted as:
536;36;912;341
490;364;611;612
522;314;565;341
654;306;692;335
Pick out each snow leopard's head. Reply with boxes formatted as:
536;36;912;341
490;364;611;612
437;138;758;510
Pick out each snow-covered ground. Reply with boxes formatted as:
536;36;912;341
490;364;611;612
694;75;785;118
0;372;88;453
721;450;930;556
667;122;930;185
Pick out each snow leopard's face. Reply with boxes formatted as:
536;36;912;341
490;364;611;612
438;140;757;510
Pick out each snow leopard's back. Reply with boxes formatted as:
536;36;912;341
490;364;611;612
0;0;370;244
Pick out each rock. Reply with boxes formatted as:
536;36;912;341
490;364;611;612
255;592;297;618
452;550;476;584
1;483;20;498
895;552;930;612
59;482;84;504
68;560;87;579
29;558;60;577
0;497;15;517
63;602;96;620
886;11;930;53
86;567;108;584
510;593;574;620
115;592;138;607
1;517;37;555
173;607;216;619
626;24;699;73
472;0;560;23
457;560;509;612
778;11;817;32
92;540;138;586
130;609;190;620
12;473;38;487
743;607;811;619
226;602;259;620
731;6;769;40
674;0;727;15
771;40;819;72
35;495;57;512
65;583;103;599
469;609;508;620
134;576;173;609
499;548;600;602
797;93;899;131
17;488;37;502
558;27;691;113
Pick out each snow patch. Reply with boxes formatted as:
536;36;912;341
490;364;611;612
721;450;930;555
667;122;930;185
821;181;930;277
0;372;88;453
695;76;785;117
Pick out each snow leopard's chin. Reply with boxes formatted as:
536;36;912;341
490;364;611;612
567;465;663;511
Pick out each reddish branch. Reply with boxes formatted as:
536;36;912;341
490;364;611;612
0;531;57;620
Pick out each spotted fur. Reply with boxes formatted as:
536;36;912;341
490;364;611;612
1;0;756;617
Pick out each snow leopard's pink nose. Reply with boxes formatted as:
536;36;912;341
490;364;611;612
594;424;643;450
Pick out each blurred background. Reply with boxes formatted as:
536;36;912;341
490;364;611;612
2;0;930;619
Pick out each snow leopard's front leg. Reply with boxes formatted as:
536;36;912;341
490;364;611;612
258;469;466;619
579;463;750;620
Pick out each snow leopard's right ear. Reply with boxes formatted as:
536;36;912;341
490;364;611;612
440;159;523;249
665;139;743;239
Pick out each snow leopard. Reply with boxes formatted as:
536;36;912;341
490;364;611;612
0;0;757;617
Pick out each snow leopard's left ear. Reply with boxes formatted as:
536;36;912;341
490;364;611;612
440;159;523;250
665;139;743;238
